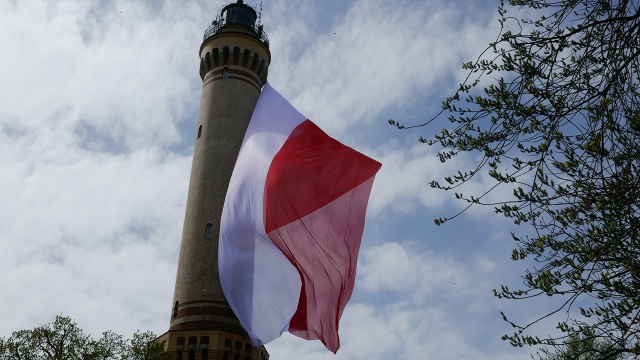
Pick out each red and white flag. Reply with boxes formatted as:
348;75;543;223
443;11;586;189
219;83;381;353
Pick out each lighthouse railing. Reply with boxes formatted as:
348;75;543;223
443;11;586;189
203;20;269;48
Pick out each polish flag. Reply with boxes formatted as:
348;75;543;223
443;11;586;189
219;83;381;353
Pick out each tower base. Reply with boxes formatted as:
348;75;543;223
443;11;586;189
156;329;269;360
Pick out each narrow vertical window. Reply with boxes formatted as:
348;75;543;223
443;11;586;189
204;224;213;239
197;125;202;139
223;67;229;79
188;349;195;360
173;301;179;319
201;349;209;360
176;349;182;360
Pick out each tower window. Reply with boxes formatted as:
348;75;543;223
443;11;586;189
188;336;197;347
204;223;213;239
200;336;209;345
223;67;229;79
177;337;185;346
197;125;202;139
173;301;179;319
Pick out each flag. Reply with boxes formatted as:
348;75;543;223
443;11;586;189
219;83;381;353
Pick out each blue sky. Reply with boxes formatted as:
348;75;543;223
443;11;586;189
0;0;560;358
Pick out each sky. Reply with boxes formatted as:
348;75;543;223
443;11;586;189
0;0;559;359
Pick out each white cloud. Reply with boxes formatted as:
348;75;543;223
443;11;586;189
0;144;190;335
358;242;462;297
267;0;498;136
366;139;459;215
0;0;204;152
0;0;203;337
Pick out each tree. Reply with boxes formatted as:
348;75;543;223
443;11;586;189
543;330;622;360
391;0;640;358
125;331;173;360
0;315;172;360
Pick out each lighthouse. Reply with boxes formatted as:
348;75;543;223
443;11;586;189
156;1;270;359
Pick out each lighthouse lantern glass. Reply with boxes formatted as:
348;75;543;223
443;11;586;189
222;6;256;28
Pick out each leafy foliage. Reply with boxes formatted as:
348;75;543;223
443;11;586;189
125;331;173;360
392;0;640;358
542;330;621;360
0;315;172;360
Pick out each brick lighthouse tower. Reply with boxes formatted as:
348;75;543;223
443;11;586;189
157;1;270;359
